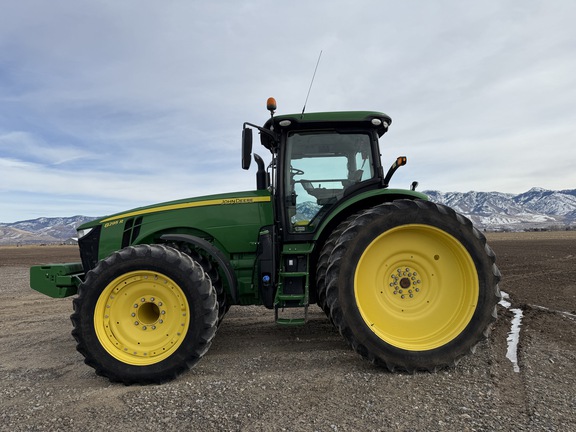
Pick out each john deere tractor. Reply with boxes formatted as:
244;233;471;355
30;98;501;384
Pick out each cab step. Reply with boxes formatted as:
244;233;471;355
275;304;308;326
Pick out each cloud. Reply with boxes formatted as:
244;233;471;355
1;0;575;222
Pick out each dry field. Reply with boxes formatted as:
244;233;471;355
1;232;575;431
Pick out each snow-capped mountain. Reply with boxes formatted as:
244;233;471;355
0;216;95;245
424;187;576;230
1;187;575;245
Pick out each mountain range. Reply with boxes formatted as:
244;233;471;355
0;216;94;246
297;187;576;232
1;188;575;245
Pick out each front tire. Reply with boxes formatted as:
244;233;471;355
71;244;218;384
325;200;501;371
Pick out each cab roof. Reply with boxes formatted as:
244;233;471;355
261;111;392;150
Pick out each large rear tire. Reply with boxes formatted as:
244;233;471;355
325;200;501;371
71;244;218;384
316;215;356;318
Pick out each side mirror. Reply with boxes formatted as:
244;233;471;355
242;128;253;170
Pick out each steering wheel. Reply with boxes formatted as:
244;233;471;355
290;167;305;176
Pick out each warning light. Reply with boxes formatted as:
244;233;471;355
266;97;277;114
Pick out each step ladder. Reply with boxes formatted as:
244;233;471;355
274;254;309;325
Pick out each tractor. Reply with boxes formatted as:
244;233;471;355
30;98;501;384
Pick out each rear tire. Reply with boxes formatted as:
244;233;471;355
325;200;501;371
316;215;356;319
71;244;218;384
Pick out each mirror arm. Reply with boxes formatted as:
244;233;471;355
243;122;278;142
382;156;407;188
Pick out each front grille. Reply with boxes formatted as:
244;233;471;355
79;225;101;271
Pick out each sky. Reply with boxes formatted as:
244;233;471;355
1;0;575;223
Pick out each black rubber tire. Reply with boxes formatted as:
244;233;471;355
71;244;218;384
164;241;229;325
316;215;356;318
185;248;229;326
325;199;501;372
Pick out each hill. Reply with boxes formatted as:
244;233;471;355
1;187;575;245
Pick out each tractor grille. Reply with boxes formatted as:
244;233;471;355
79;224;101;271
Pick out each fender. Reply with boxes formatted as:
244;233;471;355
160;233;238;304
313;188;428;241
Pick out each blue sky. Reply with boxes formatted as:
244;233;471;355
1;1;575;223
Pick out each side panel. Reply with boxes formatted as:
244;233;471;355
96;190;274;259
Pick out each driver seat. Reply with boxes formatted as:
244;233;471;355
301;180;342;205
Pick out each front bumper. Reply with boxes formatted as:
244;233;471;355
29;263;84;298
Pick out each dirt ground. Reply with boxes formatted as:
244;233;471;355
1;232;575;431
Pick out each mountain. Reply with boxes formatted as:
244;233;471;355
1;188;575;245
0;216;95;245
423;187;576;231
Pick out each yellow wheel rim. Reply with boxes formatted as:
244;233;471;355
354;224;479;351
94;270;190;365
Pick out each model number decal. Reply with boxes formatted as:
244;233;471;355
104;219;124;229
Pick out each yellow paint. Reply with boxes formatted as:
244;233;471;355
94;270;190;365
354;224;479;351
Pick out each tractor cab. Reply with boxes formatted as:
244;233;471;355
280;127;377;234
242;98;404;240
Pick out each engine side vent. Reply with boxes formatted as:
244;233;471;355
121;216;144;248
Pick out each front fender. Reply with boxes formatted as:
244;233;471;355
159;233;238;304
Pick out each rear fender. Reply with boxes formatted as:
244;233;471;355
314;188;428;242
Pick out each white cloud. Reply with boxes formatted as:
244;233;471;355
1;0;575;222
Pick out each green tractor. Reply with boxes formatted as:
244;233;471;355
30;98;501;384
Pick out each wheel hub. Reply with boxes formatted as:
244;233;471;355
388;267;422;299
132;297;166;331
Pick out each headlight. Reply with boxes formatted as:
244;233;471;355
77;227;94;239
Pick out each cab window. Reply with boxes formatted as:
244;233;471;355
285;131;373;232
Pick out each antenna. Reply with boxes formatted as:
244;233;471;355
301;50;322;118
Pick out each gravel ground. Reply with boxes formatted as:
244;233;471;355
0;233;575;431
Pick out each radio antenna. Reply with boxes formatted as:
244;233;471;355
301;50;322;118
